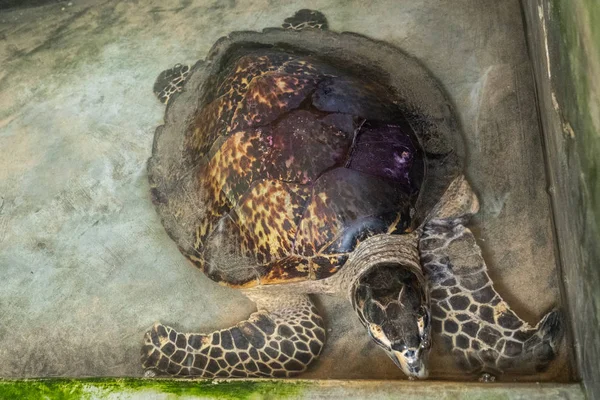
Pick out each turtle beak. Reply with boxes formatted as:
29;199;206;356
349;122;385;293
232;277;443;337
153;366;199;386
390;350;429;380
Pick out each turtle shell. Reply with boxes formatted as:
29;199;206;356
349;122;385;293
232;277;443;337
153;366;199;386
149;29;464;288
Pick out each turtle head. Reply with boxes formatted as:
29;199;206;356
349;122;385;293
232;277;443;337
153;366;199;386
352;263;431;379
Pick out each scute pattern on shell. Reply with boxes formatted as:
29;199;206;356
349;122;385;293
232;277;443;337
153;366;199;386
181;49;423;287
230;73;319;131
228;179;310;265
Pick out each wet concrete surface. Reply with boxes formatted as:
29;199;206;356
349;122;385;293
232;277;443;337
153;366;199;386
0;0;571;380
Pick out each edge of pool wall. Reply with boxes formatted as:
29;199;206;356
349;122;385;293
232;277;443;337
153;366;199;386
522;0;600;399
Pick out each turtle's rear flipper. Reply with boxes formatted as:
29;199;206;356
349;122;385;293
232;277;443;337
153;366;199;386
520;309;563;370
141;294;325;378
153;63;191;104
282;9;328;31
419;176;564;377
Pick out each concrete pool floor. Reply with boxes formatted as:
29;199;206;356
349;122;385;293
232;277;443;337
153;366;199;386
0;0;572;381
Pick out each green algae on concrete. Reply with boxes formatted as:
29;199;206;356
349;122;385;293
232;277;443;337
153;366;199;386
0;378;305;400
0;379;585;400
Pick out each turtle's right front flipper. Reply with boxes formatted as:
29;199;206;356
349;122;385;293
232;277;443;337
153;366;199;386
419;176;563;377
141;294;325;378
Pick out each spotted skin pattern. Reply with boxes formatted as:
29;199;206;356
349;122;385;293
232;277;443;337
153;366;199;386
281;9;329;31
142;295;325;377
420;223;562;375
153;64;190;105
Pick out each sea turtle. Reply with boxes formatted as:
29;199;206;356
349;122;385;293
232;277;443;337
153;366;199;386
141;10;563;379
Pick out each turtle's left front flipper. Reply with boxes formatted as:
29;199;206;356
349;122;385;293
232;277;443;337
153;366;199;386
419;176;564;376
153;63;191;104
141;294;325;378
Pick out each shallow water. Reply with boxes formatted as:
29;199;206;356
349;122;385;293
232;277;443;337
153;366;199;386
0;0;572;382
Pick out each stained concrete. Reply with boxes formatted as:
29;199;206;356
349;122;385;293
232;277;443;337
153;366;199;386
523;0;600;397
0;0;571;381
